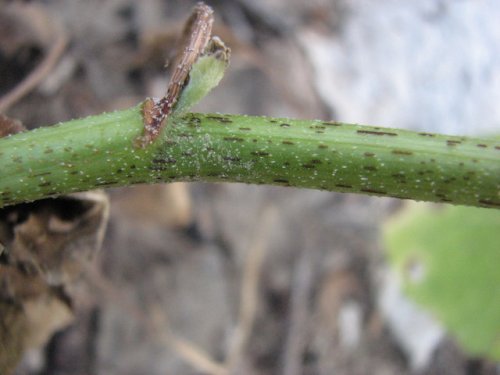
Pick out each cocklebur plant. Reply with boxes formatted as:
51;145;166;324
0;3;499;372
0;4;499;210
1;60;499;209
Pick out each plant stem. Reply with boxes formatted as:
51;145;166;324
0;104;499;209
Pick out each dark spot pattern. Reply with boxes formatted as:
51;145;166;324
392;149;413;155
95;181;119;187
357;130;398;137
273;179;289;184
251;151;270;157
153;158;177;164
223;156;241;162
207;115;232;123
360;188;387;195
479;200;500;208
187;116;202;127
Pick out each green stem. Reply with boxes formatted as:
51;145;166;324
0;104;499;208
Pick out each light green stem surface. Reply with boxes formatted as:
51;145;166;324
0;104;499;208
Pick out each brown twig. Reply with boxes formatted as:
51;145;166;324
149;305;228;375
225;207;276;372
167;335;227;375
282;233;320;375
0;33;67;113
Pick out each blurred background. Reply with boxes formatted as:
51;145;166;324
1;0;499;374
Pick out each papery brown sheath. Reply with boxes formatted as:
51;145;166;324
137;2;214;147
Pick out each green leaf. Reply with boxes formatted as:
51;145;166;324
383;203;500;360
173;45;230;115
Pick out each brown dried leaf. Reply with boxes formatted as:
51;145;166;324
1;191;109;285
0;191;109;374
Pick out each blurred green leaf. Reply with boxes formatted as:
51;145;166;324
383;203;500;360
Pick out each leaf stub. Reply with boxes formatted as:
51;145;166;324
136;3;216;147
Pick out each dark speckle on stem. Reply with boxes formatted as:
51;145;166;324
251;151;270;157
207;115;232;123
479;199;500;208
357;130;398;137
360;188;387;195
302;164;316;169
392;149;413;156
95;181;119;187
153;157;177;164
223;156;241;162
273;178;290;185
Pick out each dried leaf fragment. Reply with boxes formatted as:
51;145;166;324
0;192;109;373
0;114;25;137
136;2;230;147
